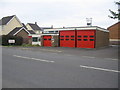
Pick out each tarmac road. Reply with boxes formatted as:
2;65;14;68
2;46;119;88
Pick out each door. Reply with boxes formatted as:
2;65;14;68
60;30;76;47
43;35;52;46
76;30;95;48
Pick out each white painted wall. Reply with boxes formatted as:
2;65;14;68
43;26;109;33
32;34;41;46
26;24;33;30
0;26;2;35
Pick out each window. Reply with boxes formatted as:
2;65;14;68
66;39;69;40
66;36;69;37
60;36;64;37
78;36;81;37
44;39;47;40
55;31;58;33
90;39;94;41
71;39;74;41
90;36;94;38
84;36;88;38
60;39;64;40
78;39;81;41
49;31;54;33
32;37;38;42
71;36;74;37
48;39;51;40
83;39;88;41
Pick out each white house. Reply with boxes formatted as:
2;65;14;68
26;22;43;34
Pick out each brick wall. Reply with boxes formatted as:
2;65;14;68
95;30;109;48
52;35;59;47
108;22;120;39
15;29;30;44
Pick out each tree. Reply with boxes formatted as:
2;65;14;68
109;1;120;20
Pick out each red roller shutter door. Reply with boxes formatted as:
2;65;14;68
77;30;95;48
43;35;52;46
60;30;76;47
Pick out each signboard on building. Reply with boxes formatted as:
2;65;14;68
8;39;15;43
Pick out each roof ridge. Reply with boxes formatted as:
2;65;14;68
1;15;15;20
27;23;35;25
107;22;120;29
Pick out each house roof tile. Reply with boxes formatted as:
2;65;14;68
28;23;41;30
8;27;22;36
22;23;27;29
0;15;15;25
8;27;30;36
27;30;36;34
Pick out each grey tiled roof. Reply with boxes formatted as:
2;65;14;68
28;23;41;30
0;15;15;25
41;27;52;29
22;23;27;29
8;27;22;36
8;27;30;36
27;30;36;34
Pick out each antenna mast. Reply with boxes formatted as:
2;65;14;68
86;18;92;26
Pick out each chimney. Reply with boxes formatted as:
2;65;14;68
35;22;37;25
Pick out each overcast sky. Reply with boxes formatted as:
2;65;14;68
0;0;119;28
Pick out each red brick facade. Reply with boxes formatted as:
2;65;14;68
107;22;120;45
15;29;31;44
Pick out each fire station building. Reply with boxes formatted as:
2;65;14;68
42;26;109;48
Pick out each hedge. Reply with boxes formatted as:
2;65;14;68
2;35;23;46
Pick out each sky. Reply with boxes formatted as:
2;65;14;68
0;0;119;29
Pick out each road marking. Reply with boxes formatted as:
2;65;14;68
82;56;118;61
105;58;118;61
111;59;118;60
41;49;62;52
21;48;30;50
13;55;55;63
82;56;95;58
80;65;120;73
52;53;58;55
65;54;73;56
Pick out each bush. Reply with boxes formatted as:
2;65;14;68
2;35;23;46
